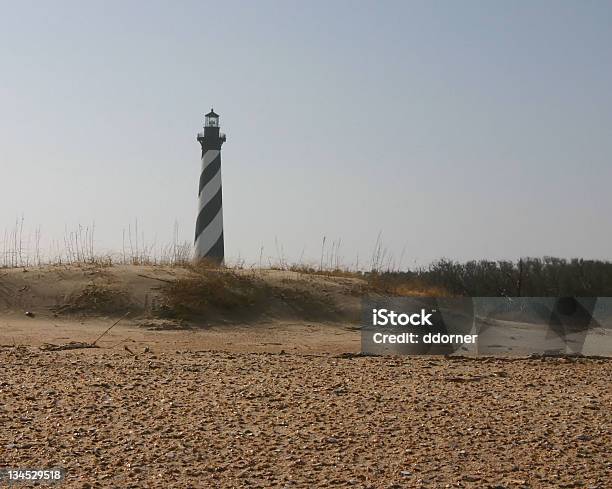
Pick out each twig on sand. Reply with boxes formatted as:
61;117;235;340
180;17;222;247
137;274;173;284
91;312;130;346
38;312;131;352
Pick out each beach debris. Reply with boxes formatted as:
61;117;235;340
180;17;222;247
39;341;97;351
38;313;130;352
91;312;130;346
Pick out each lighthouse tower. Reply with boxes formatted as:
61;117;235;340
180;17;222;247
195;109;226;263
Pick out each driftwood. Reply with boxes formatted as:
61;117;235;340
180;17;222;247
40;341;97;351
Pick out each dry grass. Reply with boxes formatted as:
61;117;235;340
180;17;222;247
53;283;131;315
158;266;268;319
365;273;451;297
1;218;192;269
287;264;361;279
158;264;339;321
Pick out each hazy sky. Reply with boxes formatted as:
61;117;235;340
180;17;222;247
1;1;611;267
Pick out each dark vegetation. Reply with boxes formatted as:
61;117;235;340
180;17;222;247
371;257;612;297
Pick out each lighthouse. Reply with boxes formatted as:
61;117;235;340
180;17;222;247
195;108;226;263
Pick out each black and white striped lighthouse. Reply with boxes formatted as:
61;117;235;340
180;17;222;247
195;109;226;263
